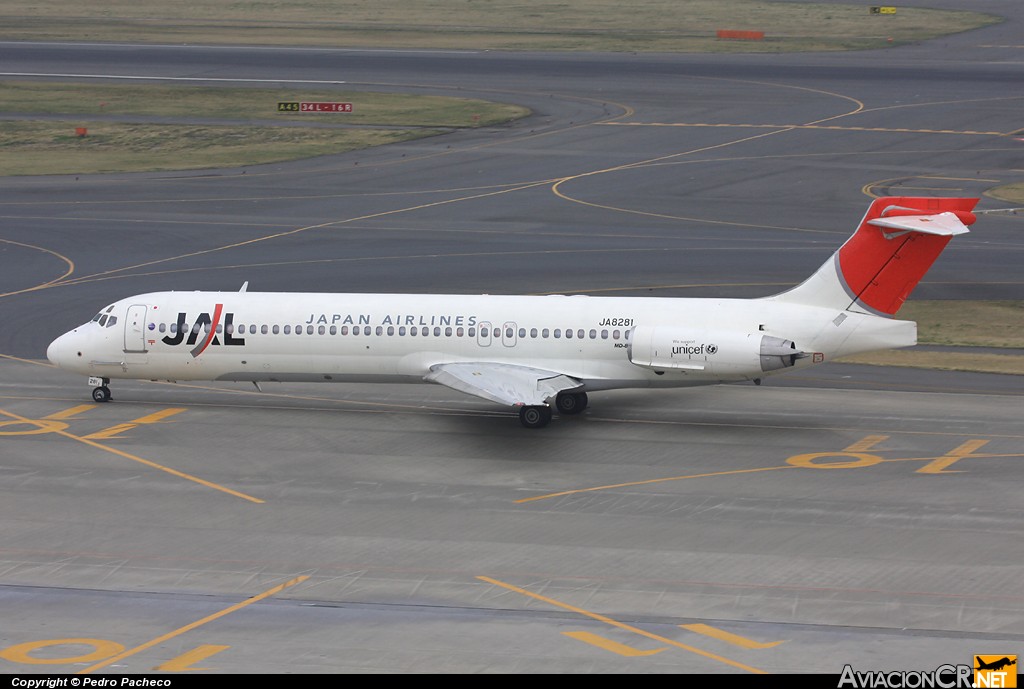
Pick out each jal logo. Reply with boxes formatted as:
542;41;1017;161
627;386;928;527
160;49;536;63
160;304;245;357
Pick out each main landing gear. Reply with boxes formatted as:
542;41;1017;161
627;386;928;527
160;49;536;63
518;391;590;429
89;376;112;403
518;405;552;429
555;391;588;416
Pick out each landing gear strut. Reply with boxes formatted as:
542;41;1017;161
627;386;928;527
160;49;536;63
518;405;552;429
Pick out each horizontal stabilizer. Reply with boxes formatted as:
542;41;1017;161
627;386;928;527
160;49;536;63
868;211;971;236
425;361;582;407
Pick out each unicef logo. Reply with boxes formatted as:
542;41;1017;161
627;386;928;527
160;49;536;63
706;344;718;354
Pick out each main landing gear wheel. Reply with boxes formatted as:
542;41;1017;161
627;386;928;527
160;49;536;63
519;405;552;429
92;386;112;403
555;391;588;415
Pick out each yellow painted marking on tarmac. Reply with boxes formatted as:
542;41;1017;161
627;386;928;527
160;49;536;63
156;644;231;672
917;439;990;474
0;352;57;368
82;407;186;439
0;638;125;665
789;443;1024;471
537;281;797;296
131;408;187;424
479;577;766;673
551;128;832;233
0;238;75;299
515;464;797;504
787;451;883;469
0;416;69;435
562;631;666;656
801;444;1022;470
518;438;1020;503
844;435;889;452
680;623;785;649
81;423;137;440
597;122;1008;136
43;405;96;420
864;176;1006;198
52;181;553;287
0;408;263;503
916;175;1002;182
78;575;309;674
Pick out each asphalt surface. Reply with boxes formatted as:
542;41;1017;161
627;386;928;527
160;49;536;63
1;0;1022;676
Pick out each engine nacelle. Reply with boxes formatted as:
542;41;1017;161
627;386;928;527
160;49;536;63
628;326;805;376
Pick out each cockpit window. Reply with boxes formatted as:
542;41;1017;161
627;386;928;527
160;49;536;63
92;305;116;325
91;305;118;328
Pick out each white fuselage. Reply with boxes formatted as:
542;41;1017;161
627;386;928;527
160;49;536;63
47;290;916;392
44;196;972;428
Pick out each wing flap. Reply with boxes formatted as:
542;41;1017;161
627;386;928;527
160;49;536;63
425;362;583;407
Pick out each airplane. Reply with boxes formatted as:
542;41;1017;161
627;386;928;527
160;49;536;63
46;195;978;428
976;657;1016;672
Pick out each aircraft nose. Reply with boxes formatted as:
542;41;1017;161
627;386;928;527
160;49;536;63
47;330;81;369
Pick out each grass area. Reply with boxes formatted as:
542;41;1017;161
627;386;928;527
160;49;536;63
0;82;528;175
987;183;1024;205
0;2;1007;177
899;300;1024;348
0;121;447;176
0;1;1002;53
0;82;525;126
837;349;1024;375
837;301;1024;374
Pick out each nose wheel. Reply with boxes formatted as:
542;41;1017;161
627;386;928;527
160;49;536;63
90;378;112;403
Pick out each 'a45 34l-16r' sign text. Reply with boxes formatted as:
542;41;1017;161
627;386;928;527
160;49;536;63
277;102;353;112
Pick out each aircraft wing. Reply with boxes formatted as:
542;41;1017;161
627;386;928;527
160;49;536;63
424;362;583;407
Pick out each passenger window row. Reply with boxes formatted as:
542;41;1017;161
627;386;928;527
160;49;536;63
148;321;632;342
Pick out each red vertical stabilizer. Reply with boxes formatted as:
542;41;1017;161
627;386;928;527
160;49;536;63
837;196;978;316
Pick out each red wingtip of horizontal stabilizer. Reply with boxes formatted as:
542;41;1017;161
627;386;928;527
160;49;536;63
838;197;978;316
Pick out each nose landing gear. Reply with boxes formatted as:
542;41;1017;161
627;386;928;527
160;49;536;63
89;376;112;403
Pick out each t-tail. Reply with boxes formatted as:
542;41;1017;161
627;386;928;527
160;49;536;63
769;196;977;316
